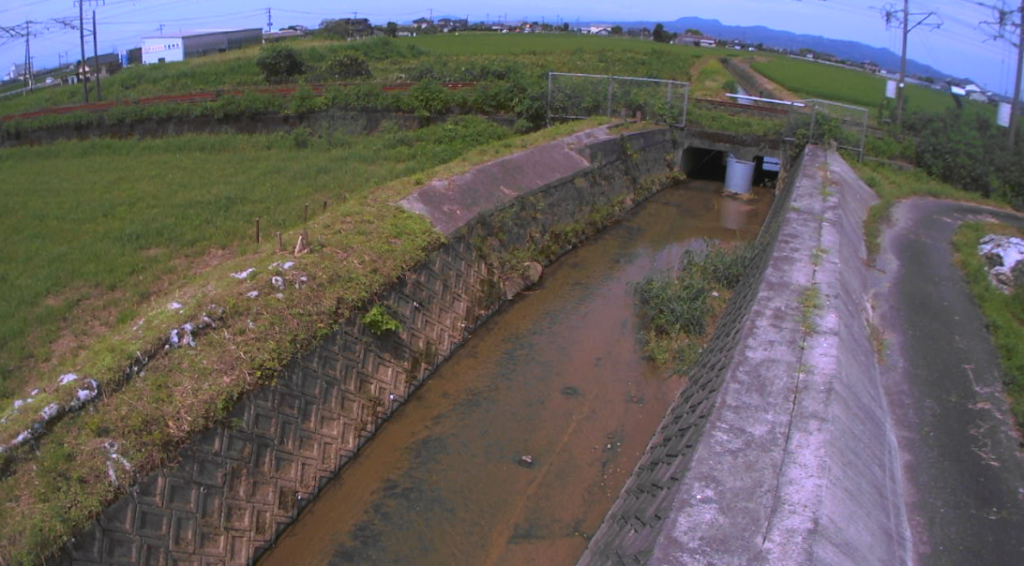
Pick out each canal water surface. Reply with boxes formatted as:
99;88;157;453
259;180;774;566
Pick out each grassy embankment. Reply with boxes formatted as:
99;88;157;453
749;55;995;120
852;161;1005;264
953;222;1024;425
0;116;612;564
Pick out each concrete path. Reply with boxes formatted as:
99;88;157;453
874;199;1024;566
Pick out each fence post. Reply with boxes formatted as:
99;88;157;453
809;103;817;144
546;72;553;128
606;77;614;117
858;108;868;162
681;84;689;128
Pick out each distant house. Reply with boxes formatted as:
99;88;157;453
263;29;306;42
338;18;372;36
436;18;468;32
76;53;121;80
124;47;142;67
584;26;611;36
5;63;27;81
863;62;880;74
413;17;433;29
964;84;989;103
673;34;716;47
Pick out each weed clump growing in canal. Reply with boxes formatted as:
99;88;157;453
636;243;754;373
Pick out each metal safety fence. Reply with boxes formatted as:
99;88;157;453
789;99;869;162
546;72;689;128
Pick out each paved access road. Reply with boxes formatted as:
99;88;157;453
875;198;1024;566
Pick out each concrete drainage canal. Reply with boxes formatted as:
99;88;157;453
53;126;794;566
257;180;775;566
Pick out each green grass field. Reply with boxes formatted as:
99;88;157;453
751;55;995;120
0;34;713;119
0;117;511;396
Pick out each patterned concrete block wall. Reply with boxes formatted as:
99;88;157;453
577;148;805;565
57;128;677;566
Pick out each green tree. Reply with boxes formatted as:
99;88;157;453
386;21;399;37
611;25;623;35
320;18;352;38
562;22;570;31
684;28;702;36
256;44;306;84
653;23;672;43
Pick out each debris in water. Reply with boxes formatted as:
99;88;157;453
519;455;534;468
561;385;581;397
231;268;256;280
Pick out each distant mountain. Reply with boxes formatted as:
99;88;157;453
600;16;951;80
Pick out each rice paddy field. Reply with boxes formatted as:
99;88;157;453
750;54;996;120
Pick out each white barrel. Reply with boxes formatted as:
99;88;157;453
998;101;1012;128
724;154;755;195
885;80;897;99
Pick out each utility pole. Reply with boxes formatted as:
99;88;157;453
977;0;1024;147
265;7;272;33
76;1;89;102
881;2;940;128
92;10;101;101
1013;1;1024;146
1;22;43;89
24;21;33;88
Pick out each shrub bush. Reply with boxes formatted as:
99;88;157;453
256;45;306;84
323;53;372;80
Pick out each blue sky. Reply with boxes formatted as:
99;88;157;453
1;0;1019;95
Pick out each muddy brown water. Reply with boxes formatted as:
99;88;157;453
258;180;774;566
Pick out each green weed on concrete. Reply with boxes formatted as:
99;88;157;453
953;222;1024;426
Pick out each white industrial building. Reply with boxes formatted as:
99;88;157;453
141;29;262;65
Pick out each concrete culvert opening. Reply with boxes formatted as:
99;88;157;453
681;147;727;181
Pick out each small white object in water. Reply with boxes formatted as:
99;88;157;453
231;268;256;279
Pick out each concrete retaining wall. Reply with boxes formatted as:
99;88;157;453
56;126;681;565
578;146;911;566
